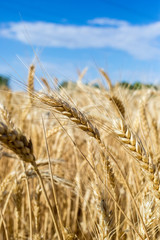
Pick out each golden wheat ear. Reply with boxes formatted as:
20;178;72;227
0;122;35;163
113;118;160;200
37;93;101;141
0;120;62;239
99;68;112;91
28;64;35;104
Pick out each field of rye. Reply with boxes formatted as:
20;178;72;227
0;65;160;240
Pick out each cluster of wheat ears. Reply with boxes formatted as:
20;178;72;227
0;65;160;240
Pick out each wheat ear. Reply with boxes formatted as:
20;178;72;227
112;96;125;118
0;105;14;128
99;68;112;91
0;122;61;239
77;67;88;83
105;93;125;118
41;77;51;92
0;122;35;163
114;118;160;200
139;99;150;140
28;64;35;104
37;93;101;141
0;105;33;238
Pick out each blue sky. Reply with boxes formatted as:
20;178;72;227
0;0;160;90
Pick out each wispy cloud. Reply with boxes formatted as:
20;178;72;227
1;19;160;60
88;17;128;27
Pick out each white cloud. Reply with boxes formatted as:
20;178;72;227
88;17;128;27
1;19;160;60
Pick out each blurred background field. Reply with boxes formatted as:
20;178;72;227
0;67;160;239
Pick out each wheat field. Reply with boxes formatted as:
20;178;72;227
0;65;160;240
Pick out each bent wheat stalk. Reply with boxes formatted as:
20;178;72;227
37;93;150;239
53;112;146;240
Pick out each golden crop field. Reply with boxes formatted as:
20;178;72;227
0;65;160;240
